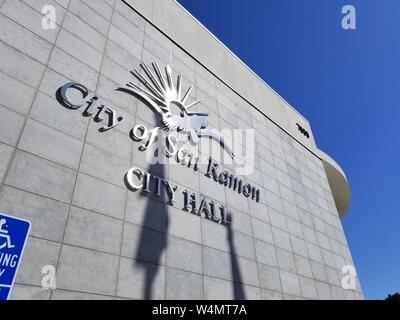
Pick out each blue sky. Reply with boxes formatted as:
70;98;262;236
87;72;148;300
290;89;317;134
177;0;400;299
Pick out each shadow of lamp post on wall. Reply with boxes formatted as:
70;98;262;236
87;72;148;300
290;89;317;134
226;213;246;300
134;160;169;300
129;114;170;300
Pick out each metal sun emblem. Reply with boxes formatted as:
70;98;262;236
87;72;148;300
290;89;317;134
118;62;209;135
118;61;234;159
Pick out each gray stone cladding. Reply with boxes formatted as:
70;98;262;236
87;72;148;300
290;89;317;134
0;0;363;300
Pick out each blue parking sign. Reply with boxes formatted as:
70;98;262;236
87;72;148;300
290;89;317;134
0;214;31;300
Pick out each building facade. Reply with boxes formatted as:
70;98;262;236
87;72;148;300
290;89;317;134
0;0;363;300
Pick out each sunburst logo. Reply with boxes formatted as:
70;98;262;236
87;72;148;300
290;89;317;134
117;62;234;158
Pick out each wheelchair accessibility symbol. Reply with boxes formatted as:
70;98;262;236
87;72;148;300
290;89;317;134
0;214;31;300
0;219;15;249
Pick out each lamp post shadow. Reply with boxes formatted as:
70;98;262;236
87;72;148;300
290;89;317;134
226;214;246;300
131;112;170;300
127;107;245;300
134;160;169;300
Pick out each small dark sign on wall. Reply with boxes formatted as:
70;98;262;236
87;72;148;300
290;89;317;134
296;123;310;139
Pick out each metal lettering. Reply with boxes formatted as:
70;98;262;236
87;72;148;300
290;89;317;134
220;206;231;224
206;158;219;181
139;127;160;151
132;124;148;141
219;171;229;186
101;109;124;132
251;187;260;202
162;180;178;205
83;97;98;116
198;199;212;219
94;105;108;122
183;190;197;213
242;183;251;197
143;172;151;193
165;134;178;158
57;82;88;110
125;168;144;191
153;175;162;197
